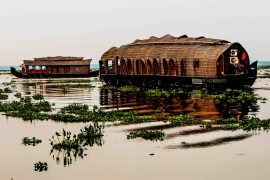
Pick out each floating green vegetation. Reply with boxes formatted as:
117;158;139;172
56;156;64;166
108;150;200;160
34;162;48;172
154;108;165;114
22;137;42;146
204;124;212;129
101;85;141;92
51;104;154;124
222;124;239;131
14;92;22;98
0;97;52;120
102;86;188;97
0;97;154;123
0;94;8;100
168;114;193;126
206;89;261;105
77;123;104;146
3;87;12;93
127;130;165;141
50;124;104;150
50;124;104;166
146;88;170;97
217;116;270;131
60;103;89;114
32;94;44;100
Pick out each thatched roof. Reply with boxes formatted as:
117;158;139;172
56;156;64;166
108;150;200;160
23;57;91;66
101;34;237;61
34;56;84;61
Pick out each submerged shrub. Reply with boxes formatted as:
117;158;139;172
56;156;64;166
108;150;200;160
127;130;165;141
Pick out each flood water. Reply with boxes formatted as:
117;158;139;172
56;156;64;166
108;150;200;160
1;74;270;180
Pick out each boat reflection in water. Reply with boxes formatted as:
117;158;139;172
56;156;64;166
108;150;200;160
100;88;259;121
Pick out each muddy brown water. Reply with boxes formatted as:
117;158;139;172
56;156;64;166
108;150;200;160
0;74;270;180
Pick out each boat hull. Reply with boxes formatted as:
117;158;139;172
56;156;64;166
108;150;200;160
10;67;99;78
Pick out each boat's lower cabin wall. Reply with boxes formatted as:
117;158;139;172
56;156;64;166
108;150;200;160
69;66;89;74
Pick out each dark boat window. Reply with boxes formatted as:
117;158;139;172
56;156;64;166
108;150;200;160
194;59;200;69
146;59;152;74
163;59;168;75
127;59;133;75
153;58;159;75
120;59;127;75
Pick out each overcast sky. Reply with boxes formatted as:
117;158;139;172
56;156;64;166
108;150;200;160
0;0;269;65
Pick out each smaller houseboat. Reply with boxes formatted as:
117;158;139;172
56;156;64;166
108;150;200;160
11;56;99;78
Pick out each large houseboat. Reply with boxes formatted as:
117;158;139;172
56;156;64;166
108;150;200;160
99;34;257;87
11;56;99;78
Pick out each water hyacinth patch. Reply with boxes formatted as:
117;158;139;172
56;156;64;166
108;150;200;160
50;124;104;150
222;124;239;131
207;89;262;106
146;88;170;97
32;94;44;100
217;116;270;132
51;105;154;124
101;85;141;92
127;130;165;141
3;87;12;93
0;94;8;100
0;97;52;120
22;137;42;146
50;124;104;166
34;162;48;172
14;92;22;98
168;114;193;126
60;103;89;114
154;108;165;114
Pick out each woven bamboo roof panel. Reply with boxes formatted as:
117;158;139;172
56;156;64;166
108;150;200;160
101;35;237;63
